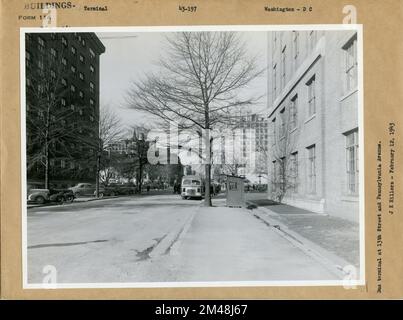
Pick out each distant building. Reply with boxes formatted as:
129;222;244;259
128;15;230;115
238;112;268;177
218;112;268;182
267;30;359;221
26;32;105;185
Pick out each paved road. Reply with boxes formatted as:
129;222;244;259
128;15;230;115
27;194;340;285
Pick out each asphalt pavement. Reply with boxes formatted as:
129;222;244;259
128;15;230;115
27;193;343;285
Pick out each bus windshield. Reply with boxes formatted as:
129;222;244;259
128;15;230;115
182;179;201;186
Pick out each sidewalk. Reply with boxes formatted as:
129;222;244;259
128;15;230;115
246;193;360;268
163;203;342;281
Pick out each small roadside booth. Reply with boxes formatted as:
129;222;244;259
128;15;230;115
225;175;245;208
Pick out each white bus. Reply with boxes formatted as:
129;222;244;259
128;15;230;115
181;175;205;199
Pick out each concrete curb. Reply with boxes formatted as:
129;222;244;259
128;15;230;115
245;201;356;280
27;196;119;209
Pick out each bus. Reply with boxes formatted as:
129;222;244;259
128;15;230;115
181;175;205;199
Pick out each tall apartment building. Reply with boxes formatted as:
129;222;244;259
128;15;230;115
267;30;360;221
26;32;105;185
217;112;268;182
238;112;268;176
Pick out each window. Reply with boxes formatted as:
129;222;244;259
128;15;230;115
90;98;94;107
70;84;75;92
37;84;44;94
61;159;66;169
273;32;277;53
50;69;56;79
62;57;67;65
290;152;298;192
71;46;76;54
50;47;57;59
271;118;276;145
89;48;95;59
281;46;287;89
307;145;316;194
70;161;75;169
272;161;277;192
26;51;31;67
79;108;83;115
309;30;317;51
89;82;94;93
343;35;358;92
71;65;76;73
38;36;45;51
79;72;84;80
70;104;75;111
307;75;316;117
272;64;277;98
79;91;84;98
61;98;66;106
61;78;67;86
37;59;44;71
90;65;95;73
26;78;31;87
79;55;85;63
346;130;359;194
292;31;299;68
61;36;67;46
290;95;298;129
279;108;286;138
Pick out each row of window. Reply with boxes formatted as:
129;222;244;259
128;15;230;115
30;105;96;124
271;74;316;142
26;78;95;98
271;130;359;195
31;34;97;59
272;33;357;99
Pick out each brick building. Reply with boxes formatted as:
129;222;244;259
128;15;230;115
26;32;105;186
267;29;360;221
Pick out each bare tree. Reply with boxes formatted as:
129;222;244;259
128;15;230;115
79;104;125;197
126;32;264;206
269;104;300;202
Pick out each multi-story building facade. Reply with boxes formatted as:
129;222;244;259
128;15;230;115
26;32;105;186
267;30;360;221
216;112;268;182
238;112;269;177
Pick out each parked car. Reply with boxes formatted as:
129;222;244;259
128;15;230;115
48;189;75;203
69;183;96;197
27;183;50;204
109;184;136;195
27;184;75;204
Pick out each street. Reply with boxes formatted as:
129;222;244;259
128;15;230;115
27;194;341;284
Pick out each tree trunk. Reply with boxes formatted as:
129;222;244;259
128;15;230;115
204;132;212;207
138;163;143;193
44;141;50;189
95;145;101;198
204;163;212;206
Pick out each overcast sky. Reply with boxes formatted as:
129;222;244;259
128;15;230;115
96;31;268;131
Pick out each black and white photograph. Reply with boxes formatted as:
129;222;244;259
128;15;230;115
21;26;364;288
